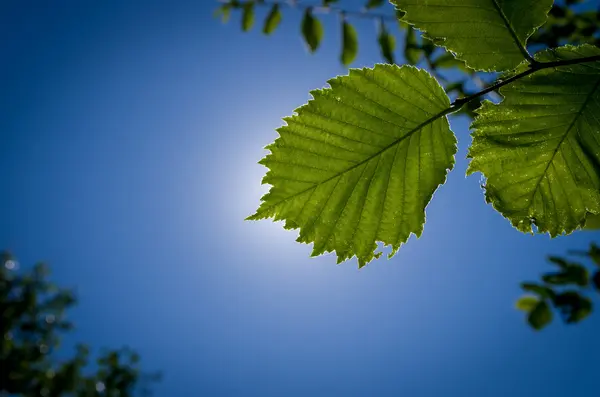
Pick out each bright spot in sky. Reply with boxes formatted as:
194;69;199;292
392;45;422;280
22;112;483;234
4;259;16;270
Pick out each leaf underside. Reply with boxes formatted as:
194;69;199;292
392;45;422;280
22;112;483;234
468;44;600;237
391;0;553;71
248;65;457;267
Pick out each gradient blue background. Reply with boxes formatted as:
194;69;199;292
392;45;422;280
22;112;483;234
1;1;599;396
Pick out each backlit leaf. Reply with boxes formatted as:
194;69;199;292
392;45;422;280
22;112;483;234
516;295;539;312
341;21;358;66
241;2;255;32
248;65;457;267
583;213;600;230
263;4;282;35
302;8;324;53
391;0;554;71
467;45;600;237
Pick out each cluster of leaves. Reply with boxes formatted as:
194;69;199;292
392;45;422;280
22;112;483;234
1;251;159;396
215;0;600;119
516;243;600;330
231;0;600;267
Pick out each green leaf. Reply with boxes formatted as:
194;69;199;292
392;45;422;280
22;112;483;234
583;213;600;230
263;4;282;35
432;53;469;72
467;45;600;237
377;21;396;64
241;2;255;32
391;0;554;71
341;21;358;66
366;0;385;9
404;27;421;65
528;300;553;330
516;295;539;312
302;8;324;53
521;283;555;299
248;65;457;267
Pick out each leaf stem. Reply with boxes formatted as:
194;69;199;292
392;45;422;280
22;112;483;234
451;54;600;111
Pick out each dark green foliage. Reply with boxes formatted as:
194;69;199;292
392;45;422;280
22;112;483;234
516;243;600;330
377;20;395;64
0;251;159;396
301;8;323;53
340;20;358;65
528;301;553;330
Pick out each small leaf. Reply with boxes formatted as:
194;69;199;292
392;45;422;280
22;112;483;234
467;45;600;236
366;0;385;9
302;8;324;53
391;0;554;71
248;65;457;266
528;300;553;330
377;21;396;64
241;2;255;32
340;21;358;66
404;27;421;65
516;295;539;312
263;4;282;35
521;283;555;299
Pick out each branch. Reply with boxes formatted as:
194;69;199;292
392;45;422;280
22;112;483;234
451;54;600;111
218;0;398;22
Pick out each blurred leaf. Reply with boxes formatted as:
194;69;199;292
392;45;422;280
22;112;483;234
241;2;255;32
263;4;282;35
340;21;358;66
323;0;339;5
542;264;588;287
521;283;555;299
432;52;469;72
554;292;592;324
528;300;553;330
377;20;395;64
404;27;421;65
366;0;385;9
516;295;539;312
302;8;324;53
214;3;232;23
593;271;600;292
548;256;570;269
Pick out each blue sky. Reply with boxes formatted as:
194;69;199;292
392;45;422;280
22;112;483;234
1;1;599;396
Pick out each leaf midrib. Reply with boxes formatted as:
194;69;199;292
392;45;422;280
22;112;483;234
249;107;451;219
490;0;531;61
527;76;600;218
